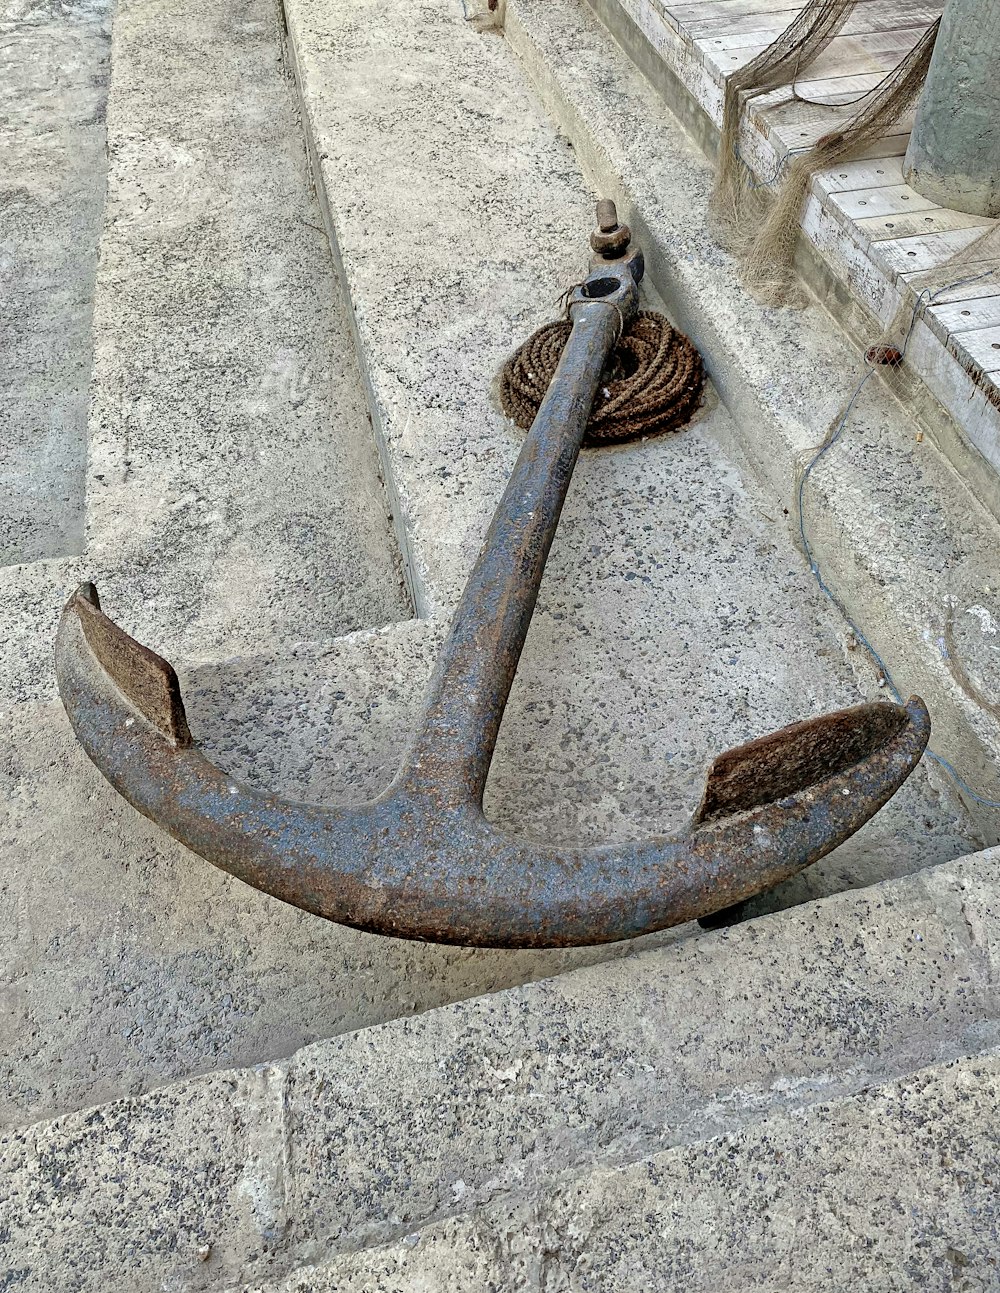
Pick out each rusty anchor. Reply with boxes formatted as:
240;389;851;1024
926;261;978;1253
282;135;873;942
55;212;930;948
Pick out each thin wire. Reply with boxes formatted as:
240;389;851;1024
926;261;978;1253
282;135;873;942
561;283;627;346
797;266;1000;810
567;298;626;345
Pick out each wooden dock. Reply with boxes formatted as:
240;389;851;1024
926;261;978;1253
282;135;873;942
608;0;1000;479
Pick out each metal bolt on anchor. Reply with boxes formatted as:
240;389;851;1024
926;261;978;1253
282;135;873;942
590;198;632;259
54;207;930;948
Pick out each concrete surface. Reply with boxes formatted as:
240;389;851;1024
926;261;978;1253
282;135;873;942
0;0;986;1130
905;0;1000;217
2;11;999;1291
86;0;409;660
0;0;434;1129
284;0;979;858
0;0;662;1130
0;0;110;564
504;0;1000;837
2;847;999;1290
254;1050;1000;1292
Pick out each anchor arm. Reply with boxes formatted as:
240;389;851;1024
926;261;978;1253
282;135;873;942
55;592;928;946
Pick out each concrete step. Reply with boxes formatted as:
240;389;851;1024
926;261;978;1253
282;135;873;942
1;0;982;1129
2;846;998;1289
502;0;1000;842
0;0;646;1134
0;0;651;1131
3;624;680;1128
81;0;410;662
0;0;437;1131
246;1047;1000;1291
0;0;110;564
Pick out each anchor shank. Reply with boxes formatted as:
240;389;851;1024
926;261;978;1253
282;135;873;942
399;278;637;806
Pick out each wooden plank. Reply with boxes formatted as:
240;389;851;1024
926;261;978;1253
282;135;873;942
916;269;1000;305
698;35;920;95
713;43;772;70
667;0;937;16
662;0;936;12
831;182;937;220
840;1;942;35
814;156;904;193
802;190;902;321
697;27;821;52
755;86;901;137
950;325;1000;375
700;35;898;82
804;29;924;76
763;101;915;156
789;71;888;101
905;319;1000;455
929;294;1000;335
853;212;988;243
854;207;992;241
683;2;938;38
872;227;995;278
696;25;923;55
667;0;805;20
686;13;814;39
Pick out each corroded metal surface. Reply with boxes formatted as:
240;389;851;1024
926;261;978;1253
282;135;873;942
55;232;932;948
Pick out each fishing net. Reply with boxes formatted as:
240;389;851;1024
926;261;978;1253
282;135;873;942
875;221;1000;370
740;20;941;305
709;0;942;306
710;0;858;251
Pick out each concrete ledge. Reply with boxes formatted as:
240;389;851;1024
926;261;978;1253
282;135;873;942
82;0;410;661
3;619;690;1128
252;1048;1000;1290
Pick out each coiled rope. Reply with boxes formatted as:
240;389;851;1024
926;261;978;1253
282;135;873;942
499;310;705;446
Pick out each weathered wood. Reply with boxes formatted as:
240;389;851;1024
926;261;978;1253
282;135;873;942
854;206;990;241
950;324;1000;374
608;0;1000;456
833;182;938;220
930;294;1000;334
814;156;905;192
875;226;993;275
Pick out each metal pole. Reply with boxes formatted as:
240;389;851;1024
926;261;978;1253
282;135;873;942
904;0;1000;216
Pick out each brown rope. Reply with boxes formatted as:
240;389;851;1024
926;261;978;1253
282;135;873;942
499;311;705;445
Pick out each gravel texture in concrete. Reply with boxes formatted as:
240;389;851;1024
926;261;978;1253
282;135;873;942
0;0;983;1128
284;0;979;880
253;1050;1000;1292
4;626;684;1128
84;0;410;660
2;849;999;1290
0;0;110;564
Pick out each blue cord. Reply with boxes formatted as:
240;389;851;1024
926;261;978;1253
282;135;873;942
796;268;1000;810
